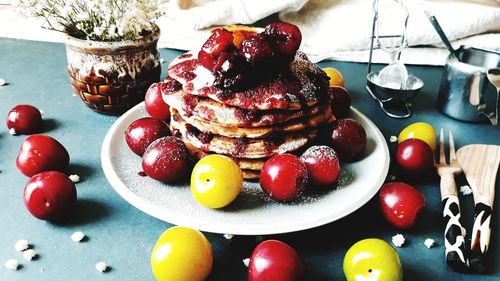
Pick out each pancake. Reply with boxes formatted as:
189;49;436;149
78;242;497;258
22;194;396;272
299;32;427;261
167;51;329;111
178;132;265;180
170;112;317;159
242;169;260;180
170;105;334;139
181;138;266;170
162;78;328;127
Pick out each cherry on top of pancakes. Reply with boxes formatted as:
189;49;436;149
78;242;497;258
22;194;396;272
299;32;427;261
167;23;330;111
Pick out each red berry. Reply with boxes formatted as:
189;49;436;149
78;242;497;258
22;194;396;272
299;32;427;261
330;119;367;161
260;154;308;202
330;87;351;119
248;240;306;281
379;182;426;229
395;139;434;176
125;117;170;156
16;135;70;177
213;51;244;75
199;28;235;70
145;83;170;121
300;145;340;187
24;171;77;221
142;136;189;182
232;29;257;48
198;50;216;70
264;22;302;57
240;34;274;65
6;104;42;134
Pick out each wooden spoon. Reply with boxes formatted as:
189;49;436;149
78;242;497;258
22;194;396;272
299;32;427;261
457;144;500;273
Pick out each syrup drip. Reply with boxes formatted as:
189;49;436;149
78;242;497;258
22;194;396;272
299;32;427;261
181;94;198;117
234;108;259;126
178;53;193;59
138;171;147;177
234;138;249;157
162;78;182;95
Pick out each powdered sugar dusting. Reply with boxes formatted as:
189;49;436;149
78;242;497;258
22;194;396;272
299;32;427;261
169;50;327;110
277;138;308;154
301;145;338;161
103;105;388;234
191;64;215;91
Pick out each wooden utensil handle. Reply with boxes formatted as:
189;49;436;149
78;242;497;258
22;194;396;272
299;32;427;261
469;202;493;273
442;195;469;272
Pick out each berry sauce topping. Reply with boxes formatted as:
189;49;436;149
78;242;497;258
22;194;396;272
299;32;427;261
162;78;183;94
196;22;303;92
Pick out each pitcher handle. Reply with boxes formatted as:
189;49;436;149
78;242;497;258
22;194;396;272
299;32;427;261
479;89;498;126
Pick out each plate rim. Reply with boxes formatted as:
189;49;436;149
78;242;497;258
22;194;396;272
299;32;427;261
101;102;390;235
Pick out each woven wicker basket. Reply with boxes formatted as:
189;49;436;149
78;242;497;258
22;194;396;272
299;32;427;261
65;25;161;115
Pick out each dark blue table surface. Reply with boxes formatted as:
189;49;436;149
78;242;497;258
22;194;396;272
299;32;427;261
0;38;499;281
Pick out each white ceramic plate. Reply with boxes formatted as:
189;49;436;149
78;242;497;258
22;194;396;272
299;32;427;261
101;103;389;235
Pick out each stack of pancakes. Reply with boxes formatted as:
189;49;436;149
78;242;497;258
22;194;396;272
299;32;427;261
162;50;335;179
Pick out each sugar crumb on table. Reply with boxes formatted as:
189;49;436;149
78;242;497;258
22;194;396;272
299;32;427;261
14;239;30;251
23;249;37;261
392;234;406;247
424;238;436;249
69;174;80;183
4;259;19;270
95;262;108;272
71;231;85;242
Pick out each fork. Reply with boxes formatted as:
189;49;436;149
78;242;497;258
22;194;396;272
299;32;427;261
435;129;469;272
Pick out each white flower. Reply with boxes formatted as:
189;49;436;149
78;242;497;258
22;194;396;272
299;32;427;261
104;13;112;24
93;26;105;37
15;0;167;41
60;5;72;18
107;24;118;37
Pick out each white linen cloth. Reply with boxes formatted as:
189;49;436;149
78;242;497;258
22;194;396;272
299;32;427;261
157;0;500;65
0;0;498;65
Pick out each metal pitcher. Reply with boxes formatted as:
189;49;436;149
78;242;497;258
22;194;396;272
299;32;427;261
437;46;500;125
